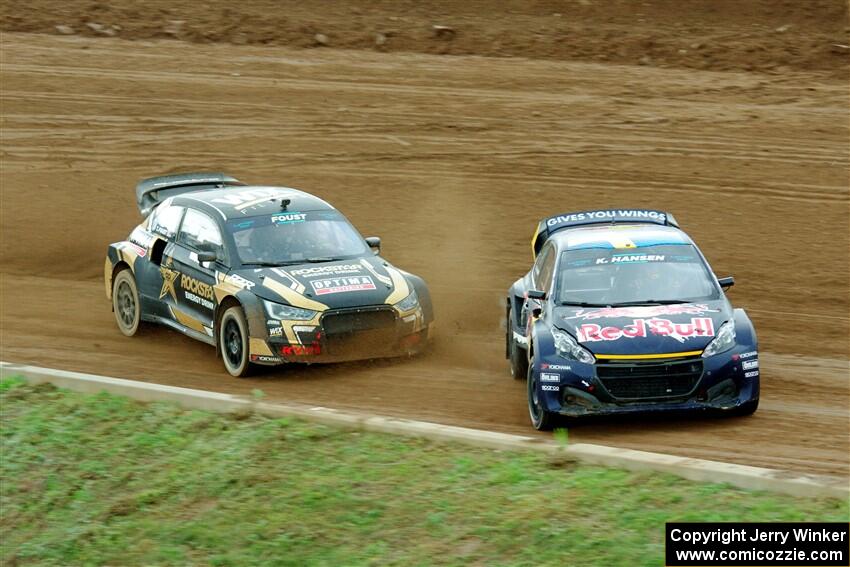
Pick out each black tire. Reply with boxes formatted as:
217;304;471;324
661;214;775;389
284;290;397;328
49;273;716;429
112;269;142;337
729;398;759;417
219;306;253;377
507;306;529;380
527;362;557;431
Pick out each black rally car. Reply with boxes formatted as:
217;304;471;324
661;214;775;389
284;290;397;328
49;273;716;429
105;173;434;376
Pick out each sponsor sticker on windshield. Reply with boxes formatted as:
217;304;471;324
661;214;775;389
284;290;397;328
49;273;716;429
310;276;376;295
271;212;307;225
595;254;665;265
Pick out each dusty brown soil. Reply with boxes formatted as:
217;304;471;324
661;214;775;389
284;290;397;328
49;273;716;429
1;2;848;478
2;0;849;76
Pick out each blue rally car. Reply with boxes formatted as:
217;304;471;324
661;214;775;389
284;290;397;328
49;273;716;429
506;209;759;430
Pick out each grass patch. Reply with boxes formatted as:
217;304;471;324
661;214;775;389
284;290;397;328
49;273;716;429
1;377;846;566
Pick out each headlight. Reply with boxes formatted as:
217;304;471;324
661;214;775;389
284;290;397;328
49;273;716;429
701;321;736;358
394;290;419;312
263;300;317;321
552;331;595;364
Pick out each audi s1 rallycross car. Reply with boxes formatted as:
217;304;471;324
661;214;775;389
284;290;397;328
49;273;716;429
506;209;759;430
105;172;434;376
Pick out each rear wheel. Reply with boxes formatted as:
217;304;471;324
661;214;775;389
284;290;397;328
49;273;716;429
507;306;528;380
527;362;557;431
112;269;142;337
219;306;252;377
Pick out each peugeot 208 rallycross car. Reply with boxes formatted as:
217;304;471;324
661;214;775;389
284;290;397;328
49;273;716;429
105;173;433;376
506;209;758;430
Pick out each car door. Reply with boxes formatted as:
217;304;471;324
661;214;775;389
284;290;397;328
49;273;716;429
521;242;556;330
169;207;227;335
136;201;185;317
535;244;558;322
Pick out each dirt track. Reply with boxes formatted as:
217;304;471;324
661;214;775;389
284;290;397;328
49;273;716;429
1;20;848;478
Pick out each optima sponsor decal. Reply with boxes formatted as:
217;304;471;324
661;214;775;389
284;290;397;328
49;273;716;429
311;276;376;295
577;317;714;344
742;360;759;370
540;373;560;382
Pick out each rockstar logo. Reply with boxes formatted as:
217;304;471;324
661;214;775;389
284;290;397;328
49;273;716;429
159;257;179;301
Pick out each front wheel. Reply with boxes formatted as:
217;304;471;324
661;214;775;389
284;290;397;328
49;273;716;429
219;306;253;377
527;363;557;431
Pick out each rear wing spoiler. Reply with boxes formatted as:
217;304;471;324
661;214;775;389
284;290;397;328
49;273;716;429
531;209;679;257
135;172;245;216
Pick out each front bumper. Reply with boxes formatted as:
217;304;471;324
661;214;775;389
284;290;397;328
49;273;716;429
249;305;432;365
534;348;760;418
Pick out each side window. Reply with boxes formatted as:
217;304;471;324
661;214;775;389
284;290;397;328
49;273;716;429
538;249;557;293
149;203;185;239
178;208;225;258
532;244;553;288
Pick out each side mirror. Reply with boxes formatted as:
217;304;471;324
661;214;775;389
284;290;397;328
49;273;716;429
365;236;381;256
527;289;546;301
718;276;735;290
198;251;217;263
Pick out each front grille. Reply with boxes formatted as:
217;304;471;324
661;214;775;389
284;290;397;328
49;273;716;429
320;307;398;356
321;307;397;335
596;358;703;400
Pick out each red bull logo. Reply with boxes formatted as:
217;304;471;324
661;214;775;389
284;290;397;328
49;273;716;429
577;317;715;344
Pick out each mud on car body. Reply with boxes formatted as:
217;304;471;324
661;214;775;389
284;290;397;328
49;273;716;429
105;172;434;376
506;209;759;430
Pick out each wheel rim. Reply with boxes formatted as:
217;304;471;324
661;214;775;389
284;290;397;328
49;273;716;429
528;369;542;424
223;318;243;368
117;281;136;328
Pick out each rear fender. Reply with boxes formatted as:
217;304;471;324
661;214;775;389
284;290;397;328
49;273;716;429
104;242;142;300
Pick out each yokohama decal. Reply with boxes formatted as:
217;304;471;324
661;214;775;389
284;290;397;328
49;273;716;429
577;318;714;344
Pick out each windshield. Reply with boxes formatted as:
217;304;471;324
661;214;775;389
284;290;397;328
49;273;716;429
555;244;719;305
227;210;369;266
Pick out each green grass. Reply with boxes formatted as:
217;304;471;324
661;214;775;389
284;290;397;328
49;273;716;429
1;377;846;566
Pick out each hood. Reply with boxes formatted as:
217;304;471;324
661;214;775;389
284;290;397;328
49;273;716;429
554;300;732;355
227;256;410;311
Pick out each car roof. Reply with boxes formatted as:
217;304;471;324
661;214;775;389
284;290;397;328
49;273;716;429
171;185;334;220
550;223;693;251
